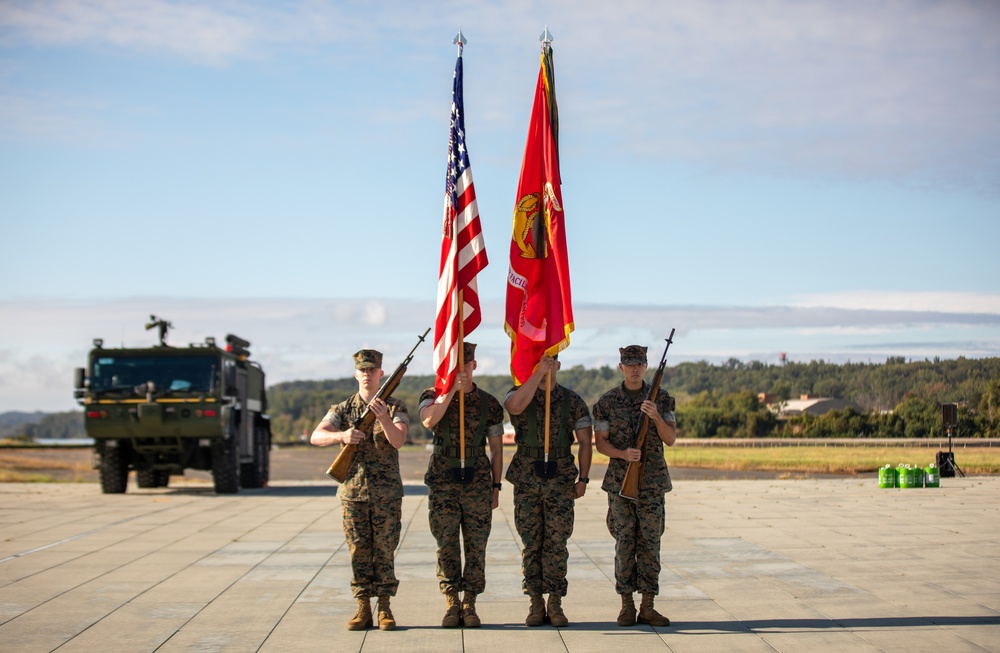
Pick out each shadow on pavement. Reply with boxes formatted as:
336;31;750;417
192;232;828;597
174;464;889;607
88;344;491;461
670;615;1000;633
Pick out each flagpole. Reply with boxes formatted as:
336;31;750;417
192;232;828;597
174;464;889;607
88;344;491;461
544;369;551;469
454;29;467;478
539;25;555;474
539;25;552;52
458;289;466;476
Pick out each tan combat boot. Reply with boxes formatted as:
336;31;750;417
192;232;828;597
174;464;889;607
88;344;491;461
617;593;637;627
547;594;568;628
637;592;670;627
346;596;372;631
525;594;546;627
376;596;396;631
441;590;461;628
462;592;481;628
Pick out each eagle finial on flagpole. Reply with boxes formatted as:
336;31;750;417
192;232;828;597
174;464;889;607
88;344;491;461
539;26;553;51
454;30;466;56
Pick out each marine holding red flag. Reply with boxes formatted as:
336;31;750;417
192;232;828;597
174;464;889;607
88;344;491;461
504;39;574;386
502;35;593;630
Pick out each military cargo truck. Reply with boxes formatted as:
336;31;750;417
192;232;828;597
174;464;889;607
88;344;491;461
74;316;271;494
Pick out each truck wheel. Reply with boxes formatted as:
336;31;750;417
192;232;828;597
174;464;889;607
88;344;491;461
136;468;159;488
260;426;271;486
157;470;170;487
212;434;240;494
100;442;130;494
240;424;269;489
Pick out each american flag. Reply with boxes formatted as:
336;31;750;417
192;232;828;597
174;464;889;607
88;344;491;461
433;47;488;396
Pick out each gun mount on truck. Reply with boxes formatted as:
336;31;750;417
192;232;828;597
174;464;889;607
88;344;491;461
74;317;271;494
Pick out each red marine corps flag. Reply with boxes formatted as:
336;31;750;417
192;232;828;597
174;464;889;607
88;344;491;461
433;32;488;397
504;30;574;386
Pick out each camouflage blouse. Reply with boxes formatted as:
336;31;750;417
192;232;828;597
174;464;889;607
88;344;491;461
504;383;592;488
418;385;505;488
322;393;409;502
592;382;676;496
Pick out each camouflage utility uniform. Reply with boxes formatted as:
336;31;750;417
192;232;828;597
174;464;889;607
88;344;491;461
593;383;675;595
505;384;592;597
420;385;504;596
322;394;409;599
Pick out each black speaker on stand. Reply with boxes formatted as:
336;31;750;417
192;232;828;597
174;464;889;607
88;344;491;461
937;403;964;478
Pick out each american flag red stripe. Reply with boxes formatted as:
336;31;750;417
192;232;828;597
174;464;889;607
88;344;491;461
434;49;488;396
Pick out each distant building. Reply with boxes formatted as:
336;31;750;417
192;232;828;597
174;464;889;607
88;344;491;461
772;396;859;417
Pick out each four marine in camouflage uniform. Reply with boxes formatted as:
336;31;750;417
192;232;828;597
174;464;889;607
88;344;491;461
419;342;505;628
312;342;676;630
504;355;593;627
310;349;410;631
593;345;676;628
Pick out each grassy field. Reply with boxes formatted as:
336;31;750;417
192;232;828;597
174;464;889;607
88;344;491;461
0;449;94;482
2;443;999;483
654;445;1000;475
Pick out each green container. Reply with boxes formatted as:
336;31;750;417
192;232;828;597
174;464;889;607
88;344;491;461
924;465;940;488
878;465;897;488
912;466;924;488
897;465;914;488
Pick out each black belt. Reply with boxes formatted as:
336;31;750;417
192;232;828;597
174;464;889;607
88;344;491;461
517;445;571;459
434;444;485;458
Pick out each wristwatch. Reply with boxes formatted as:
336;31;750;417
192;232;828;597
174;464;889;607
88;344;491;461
578;477;589;484
492;482;502;490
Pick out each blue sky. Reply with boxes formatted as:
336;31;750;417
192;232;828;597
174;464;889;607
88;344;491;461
1;0;999;413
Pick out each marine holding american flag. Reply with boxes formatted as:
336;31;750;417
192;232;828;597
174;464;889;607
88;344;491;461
422;36;505;629
420;342;504;628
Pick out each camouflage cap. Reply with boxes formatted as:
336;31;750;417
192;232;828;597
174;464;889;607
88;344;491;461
463;342;477;363
353;349;383;370
619;345;648;366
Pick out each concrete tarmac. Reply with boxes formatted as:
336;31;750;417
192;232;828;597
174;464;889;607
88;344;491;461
1;476;998;652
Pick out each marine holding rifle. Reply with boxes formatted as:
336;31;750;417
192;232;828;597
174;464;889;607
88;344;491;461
310;349;409;632
592;344;676;628
419;342;505;629
504;354;593;627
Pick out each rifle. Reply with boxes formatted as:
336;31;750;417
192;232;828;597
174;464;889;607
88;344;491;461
619;328;675;501
326;328;430;482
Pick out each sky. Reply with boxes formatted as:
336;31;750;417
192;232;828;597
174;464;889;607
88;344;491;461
1;0;999;414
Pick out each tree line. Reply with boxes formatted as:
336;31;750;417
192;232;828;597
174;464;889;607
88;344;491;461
268;356;1000;442
7;356;998;442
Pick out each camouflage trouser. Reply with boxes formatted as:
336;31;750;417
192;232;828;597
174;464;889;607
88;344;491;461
513;477;575;597
428;481;493;594
342;498;402;598
606;491;665;595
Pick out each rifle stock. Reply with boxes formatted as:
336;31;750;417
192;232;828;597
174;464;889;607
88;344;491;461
326;328;430;482
619;329;675;501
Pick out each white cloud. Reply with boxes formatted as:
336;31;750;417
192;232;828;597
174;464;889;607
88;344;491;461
361;301;387;327
2;1;998;188
790;291;1000;315
1;295;998;413
1;0;253;64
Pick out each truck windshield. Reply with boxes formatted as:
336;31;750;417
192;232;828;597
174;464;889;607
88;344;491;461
91;355;217;395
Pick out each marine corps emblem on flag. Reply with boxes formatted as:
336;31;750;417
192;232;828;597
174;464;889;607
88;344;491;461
513;193;541;259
